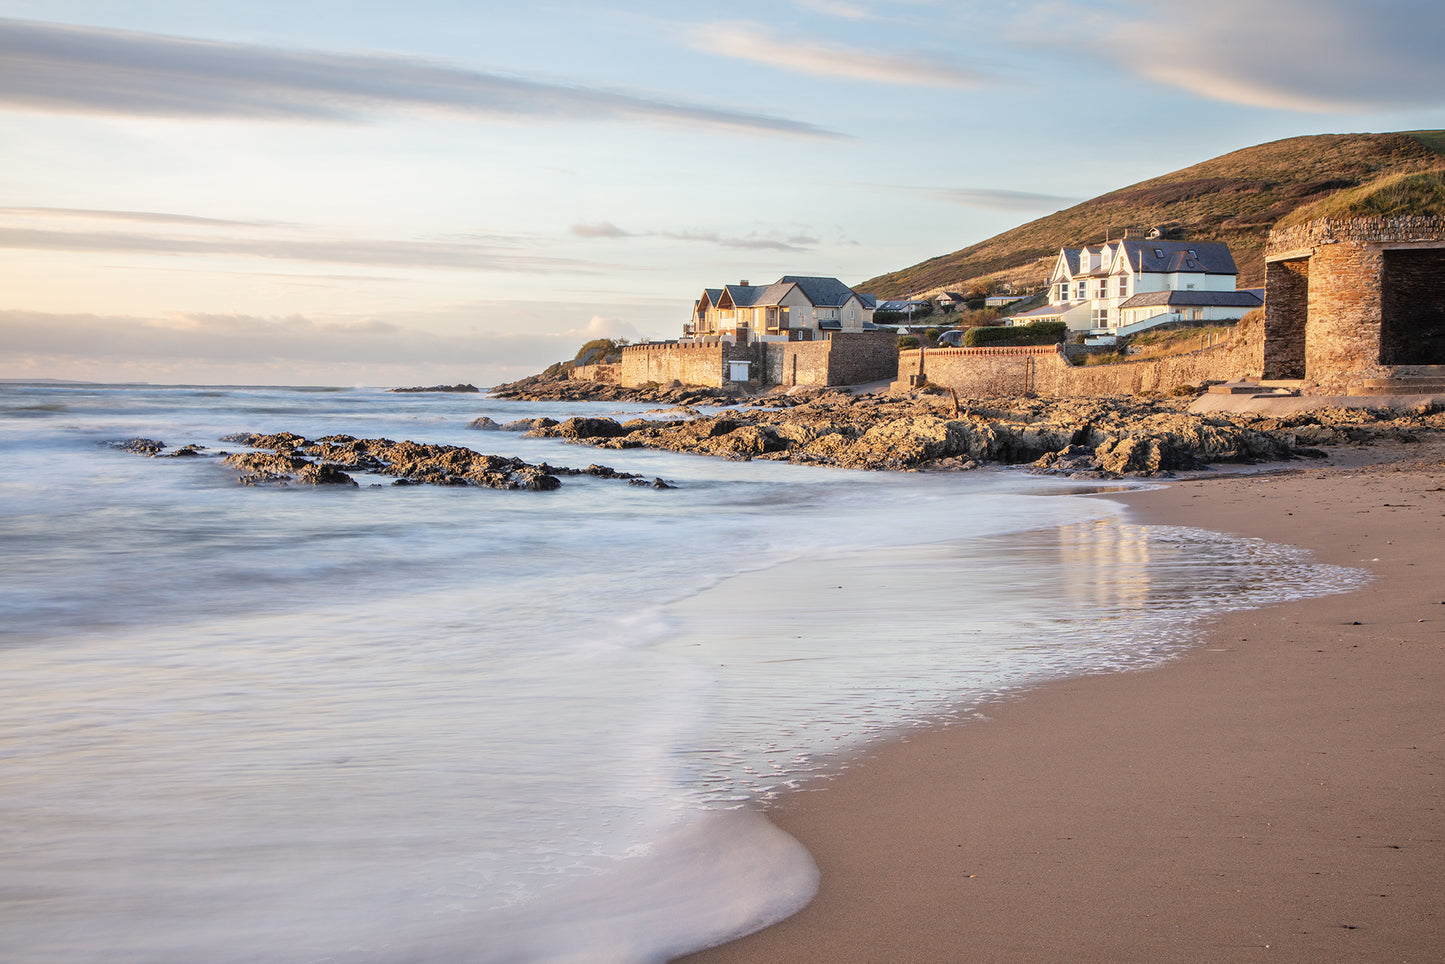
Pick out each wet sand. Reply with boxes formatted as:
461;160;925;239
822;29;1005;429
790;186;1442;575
679;452;1445;962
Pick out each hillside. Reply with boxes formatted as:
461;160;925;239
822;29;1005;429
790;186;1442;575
861;131;1445;299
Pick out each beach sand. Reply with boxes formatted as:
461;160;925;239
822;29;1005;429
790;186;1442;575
679;448;1445;962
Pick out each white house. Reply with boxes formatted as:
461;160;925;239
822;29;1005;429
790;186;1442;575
685;276;877;343
1010;239;1261;335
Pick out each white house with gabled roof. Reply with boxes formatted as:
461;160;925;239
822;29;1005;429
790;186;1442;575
1010;238;1261;335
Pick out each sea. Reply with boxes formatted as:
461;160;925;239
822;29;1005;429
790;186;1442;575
0;382;1366;963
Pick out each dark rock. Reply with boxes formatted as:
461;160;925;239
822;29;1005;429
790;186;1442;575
389;384;480;393
298;462;358;486
113;438;168;456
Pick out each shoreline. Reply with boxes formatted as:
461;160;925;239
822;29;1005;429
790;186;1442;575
678;449;1445;962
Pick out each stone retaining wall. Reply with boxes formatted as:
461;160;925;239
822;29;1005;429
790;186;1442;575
618;331;898;389
619;342;756;388
570;363;620;383
897;323;1264;397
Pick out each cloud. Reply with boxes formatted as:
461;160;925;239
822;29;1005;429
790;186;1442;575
570;220;820;251
794;0;877;20
0;17;840;137
570;315;643;341
662;229;819;251
692;21;990;87
571;221;636;239
0;224;616;273
930;187;1079;212
0;206;278;228
1103;0;1445;112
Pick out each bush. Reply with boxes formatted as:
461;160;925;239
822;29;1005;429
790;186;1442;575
898;335;920;349
961;320;1067;347
574;337;631;365
925;327;942;342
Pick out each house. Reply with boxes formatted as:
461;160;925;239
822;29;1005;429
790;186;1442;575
874;298;933;320
936;291;969;312
685;276;877;343
1009;239;1260;335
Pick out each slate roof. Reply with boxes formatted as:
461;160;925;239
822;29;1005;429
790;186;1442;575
1118;289;1262;309
1115;239;1238;275
702;275;867;311
778;275;858;307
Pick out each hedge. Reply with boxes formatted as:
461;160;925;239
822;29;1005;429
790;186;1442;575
961;320;1067;347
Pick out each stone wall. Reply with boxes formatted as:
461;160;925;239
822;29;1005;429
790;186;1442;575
1302;242;1385;391
619;331;898;389
570;363;620;383
1266;216;1445;253
819;331;900;386
619;342;757;388
766;341;832;387
897;322;1265;397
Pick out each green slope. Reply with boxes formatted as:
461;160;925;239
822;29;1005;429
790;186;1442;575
860;132;1445;298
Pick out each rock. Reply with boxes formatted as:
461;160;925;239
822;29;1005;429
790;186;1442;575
389;384;481;393
468;416;501;430
298;462;358;486
113;438;168;455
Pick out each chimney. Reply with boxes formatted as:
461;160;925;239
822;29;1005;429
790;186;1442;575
739;279;749;286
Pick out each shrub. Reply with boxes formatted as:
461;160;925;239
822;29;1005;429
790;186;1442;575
574;337;631;365
962;320;1067;347
925;327;942;342
898;335;920;349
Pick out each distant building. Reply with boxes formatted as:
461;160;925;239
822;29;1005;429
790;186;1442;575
1010;239;1260;335
686;276;876;343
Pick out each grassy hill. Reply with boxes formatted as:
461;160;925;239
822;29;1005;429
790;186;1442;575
860;132;1445;299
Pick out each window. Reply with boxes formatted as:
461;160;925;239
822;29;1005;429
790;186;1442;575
1117;276;1128;296
1075;281;1086;299
1092;308;1109;329
1154;248;1164;258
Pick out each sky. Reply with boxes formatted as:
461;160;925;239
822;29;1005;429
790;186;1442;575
3;0;1444;386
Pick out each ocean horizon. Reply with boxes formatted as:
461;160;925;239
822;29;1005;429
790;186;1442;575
0;381;1364;962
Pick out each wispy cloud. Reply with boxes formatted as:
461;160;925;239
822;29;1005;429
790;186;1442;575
571;221;637;239
1102;0;1445;112
0;223;614;273
691;21;990;87
930;187;1079;212
794;0;877;20
0;17;841;137
570;221;820;251
0;206;278;228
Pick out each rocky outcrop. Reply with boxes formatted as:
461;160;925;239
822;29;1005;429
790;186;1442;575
117;432;676;490
519;393;1445;477
490;375;742;406
388;384;480;393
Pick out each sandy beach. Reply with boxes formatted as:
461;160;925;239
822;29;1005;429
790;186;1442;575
680;447;1445;962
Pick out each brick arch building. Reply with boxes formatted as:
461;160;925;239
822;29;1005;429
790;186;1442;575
1264;216;1445;393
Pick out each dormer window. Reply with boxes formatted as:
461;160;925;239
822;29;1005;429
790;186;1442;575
1154;248;1164;258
